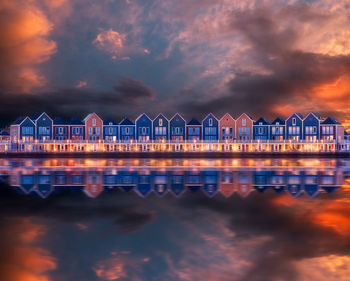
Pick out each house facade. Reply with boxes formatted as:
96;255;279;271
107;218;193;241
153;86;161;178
219;113;235;141
320;117;344;142
253;117;270;140
53;117;69;140
170;113;186;141
202;113;219;141
153;114;169;141
270;118;286;140
236;113;253;141
84;113;103;141
19;117;36;142
103;119;119;142
135;113;152;142
286;113;303;141
33;112;53;141
303;112;322;141
69;118;85;140
119;118;135;141
186;118;202;141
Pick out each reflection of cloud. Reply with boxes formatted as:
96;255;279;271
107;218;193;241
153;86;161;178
0;217;56;281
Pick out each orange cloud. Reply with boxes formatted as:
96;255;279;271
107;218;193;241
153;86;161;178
93;29;127;60
0;0;57;93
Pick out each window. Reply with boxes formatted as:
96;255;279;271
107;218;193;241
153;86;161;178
92;119;96;126
89;128;92;134
313;126;317;134
242;119;246;126
272;127;276;135
159;119;163;126
109;127;113;134
59;127;63;134
292;118;296;125
96;128;100;135
125;127;129;135
209;118;213;126
259;127;263;134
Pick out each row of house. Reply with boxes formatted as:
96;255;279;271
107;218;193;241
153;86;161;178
9;112;345;143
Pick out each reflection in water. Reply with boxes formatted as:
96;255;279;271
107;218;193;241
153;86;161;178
0;158;347;199
1;158;350;281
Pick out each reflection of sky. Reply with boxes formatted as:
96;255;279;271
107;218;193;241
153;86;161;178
1;158;350;281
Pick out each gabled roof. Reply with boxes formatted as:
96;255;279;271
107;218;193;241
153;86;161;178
287;112;303;120
271;117;285;125
119;118;134;125
153;113;169;121
254;117;270;125
17;116;35;126
0;130;9;136
83;112;102;122
135;113;152;123
170;113;186;122
103;118;118;125
32;112;52;122
236;113;254;121
202;113;218;122
321;117;341;125
13;116;25;125
305;112;322;120
187;118;201;126
219;113;235;121
69;117;84;125
53;117;67;125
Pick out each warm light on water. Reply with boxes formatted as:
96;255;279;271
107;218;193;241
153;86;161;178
1;157;350;281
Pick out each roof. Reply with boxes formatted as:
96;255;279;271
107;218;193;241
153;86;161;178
321;117;341;125
32;112;43;120
237;113;254;121
13;117;25;125
0;130;9;136
187;118;201;126
271;117;285;125
119;118;134;125
254;117;270;125
69;117;84;125
53;117;67;125
103;118;118;125
83;112;102;122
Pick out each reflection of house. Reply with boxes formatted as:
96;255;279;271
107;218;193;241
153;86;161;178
286;171;303;198
35;172;53;198
236;171;254;197
152;171;169;196
185;170;202;192
170;171;186;197
202;171;218;197
135;171;152;197
84;172;103;198
118;170;137;192
253;170;271;193
219;170;235;197
303;170;320;198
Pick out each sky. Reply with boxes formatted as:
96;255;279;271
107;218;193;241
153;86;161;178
1;0;350;127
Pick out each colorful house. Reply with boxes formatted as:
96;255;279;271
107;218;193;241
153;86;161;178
119;118;135;141
11;117;36;142
69;117;85;140
170;113;186;141
53;117;69;140
33;112;53;141
270;117;286;140
0;130;10;141
84;112;103;141
303;112;322;141
253;117;270;140
186;118;202;141
236;113;254;141
202;113;219;141
320;117;344;143
103;119;119;142
153;114;169;141
286;113;303;141
135;113;152;142
219;113;235;141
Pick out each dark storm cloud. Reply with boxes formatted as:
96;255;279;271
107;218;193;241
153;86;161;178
179;4;350;120
0;76;156;127
178;193;350;281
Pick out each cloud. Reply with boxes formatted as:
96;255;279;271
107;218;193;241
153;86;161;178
76;80;88;88
0;0;57;93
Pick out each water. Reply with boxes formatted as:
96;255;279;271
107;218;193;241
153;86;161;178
1;158;350;281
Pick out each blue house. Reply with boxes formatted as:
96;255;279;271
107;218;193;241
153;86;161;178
15;117;36;142
186;118;202;141
33;112;53;141
202;113;219;141
153;114;169;141
303;112;322;141
270;117;286;141
286;113;303;141
119;118;135;141
253;117;270;140
135;113;152;142
53;117;69;140
103;119;119;142
170;113;186;141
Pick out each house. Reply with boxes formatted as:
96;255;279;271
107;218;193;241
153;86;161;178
286;113;303;141
270;117;286;141
219;113;235;141
135;113;152;142
303;112;322;141
119;118;135;141
320;117;344;143
53;117;69;140
84;112;103;141
69;117;85;140
186;118;202;141
11;116;36;142
153;114;169;141
0;130;10;141
236;113;254;141
170;113;186;141
218;171;235;197
202;113;219;141
103;118;119;142
253;117;270;140
33;112;53;141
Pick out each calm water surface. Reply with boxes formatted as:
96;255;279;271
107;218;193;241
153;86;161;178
1;158;350;281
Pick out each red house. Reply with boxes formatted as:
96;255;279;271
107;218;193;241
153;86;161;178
236;113;254;141
84;113;103;141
